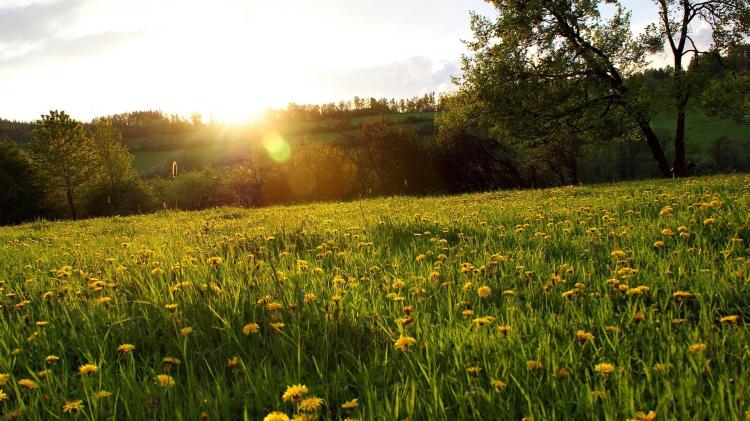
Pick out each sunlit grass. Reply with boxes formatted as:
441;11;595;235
0;175;748;419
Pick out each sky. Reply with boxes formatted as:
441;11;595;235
0;0;676;123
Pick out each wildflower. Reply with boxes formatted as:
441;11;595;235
466;366;481;376
164;304;178;312
462;309;474;317
610;249;627;259
477;286;491;298
267;302;283;311
162;357;181;365
62;400;84;414
503;289;515;297
227;356;240;368
155;374;175;387
45;355;61;363
0;389;7;402
242;323;260;335
673;291;694;300
95;390;112;399
659;206;673;216
497;325;512;335
78;364;98;375
527;360;543;371
37;369;51;379
472;316;495;326
117;344;135;353
19;378;38;389
180;327;193;336
653;363;668;374
207;256;223;266
264;412;290;421
303;293;317;303
703;218;715;226
341;398;358;409
282;384;309;402
594;363;615;375
35;321;49;327
298;396;324;412
652;240;665;249
719;315;740;324
0;373;8;386
271;322;285;330
490;379;507;391
576;330;595;343
394;335;417;352
661;228;674;237
629;411;657;421
689;343;706;353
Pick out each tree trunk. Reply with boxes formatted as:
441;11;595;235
673;105;687;176
634;116;672;178
66;188;77;220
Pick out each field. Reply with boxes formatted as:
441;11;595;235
130;113;436;174
1;176;749;420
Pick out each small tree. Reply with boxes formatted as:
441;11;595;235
28;111;98;219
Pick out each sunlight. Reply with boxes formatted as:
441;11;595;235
262;132;291;162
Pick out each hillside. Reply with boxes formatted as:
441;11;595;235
0;175;748;419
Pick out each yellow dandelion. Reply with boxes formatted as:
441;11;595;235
117;344;135;353
394;335;417;352
78;364;98;375
271;322;285;330
576;330;595;343
629;410;657;421
490;379;507;391
341;398;359;410
673;291;694;299
527;360;543;371
227;356;240;368
719;315;740;324
477;285;491;298
45;355;61;363
155;374;175;387
472;316;495;326
298;396;324;412
62;400;84;414
95;390;112;399
594;363;615;374
282;384;309;402
242;323;260;335
303;293;317;303
0;373;8;386
689;343;706;353
497;325;512;335
263;412;290;421
19;378;38;389
207;256;223;266
703;217;715;225
180;327;193;336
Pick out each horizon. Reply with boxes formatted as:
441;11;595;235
1;0;692;124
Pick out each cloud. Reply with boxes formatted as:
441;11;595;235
310;56;460;100
0;0;136;69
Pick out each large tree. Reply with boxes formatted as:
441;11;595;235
455;0;749;177
28;111;98;219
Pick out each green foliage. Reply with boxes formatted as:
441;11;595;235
0;140;46;224
0;175;748;419
28;111;98;219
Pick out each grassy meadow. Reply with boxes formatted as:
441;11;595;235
0;175;749;420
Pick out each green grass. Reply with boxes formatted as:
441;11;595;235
650;110;750;152
1;175;749;419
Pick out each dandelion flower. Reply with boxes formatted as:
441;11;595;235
263;412;290;421
155;374;175;387
490;379;507;391
497;325;512;335
594;363;615;374
719;315;740;324
62;400;84;414
0;389;8;402
298;396;324;412
673;290;694;299
19;378;38;389
207;256;223;266
0;373;9;386
689;343;706;353
341;398;359;409
394;335;417;352
477;286;491;298
472;316;495;326
164;304;178;312
45;355;61;363
180;327;193;336
242;323;260;335
95;390;112;399
576;330;595;343
629;411;657;421
282;384;309;402
117;344;135;353
78;364;98;375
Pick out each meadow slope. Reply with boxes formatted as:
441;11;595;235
1;176;749;420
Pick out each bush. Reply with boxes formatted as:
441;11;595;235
0;140;47;224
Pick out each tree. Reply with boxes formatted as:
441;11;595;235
0;140;46;224
28;111;98;219
454;0;749;178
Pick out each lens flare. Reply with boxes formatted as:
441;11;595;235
262;132;291;162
